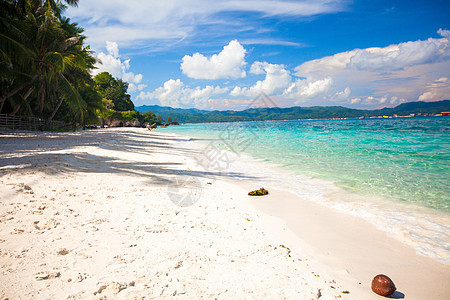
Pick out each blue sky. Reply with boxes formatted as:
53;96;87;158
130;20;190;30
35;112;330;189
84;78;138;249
67;0;450;110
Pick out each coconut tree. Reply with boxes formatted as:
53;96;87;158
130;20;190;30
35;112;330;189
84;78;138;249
0;0;79;19
0;8;39;114
0;0;100;127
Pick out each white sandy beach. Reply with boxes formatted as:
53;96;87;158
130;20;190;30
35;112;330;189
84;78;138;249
0;127;449;299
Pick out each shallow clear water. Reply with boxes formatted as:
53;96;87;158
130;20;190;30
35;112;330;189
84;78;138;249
165;117;450;212
162;117;450;263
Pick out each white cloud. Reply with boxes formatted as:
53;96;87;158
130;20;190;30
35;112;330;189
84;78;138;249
296;29;450;76
94;52;123;78
181;40;247;79
112;27;448;109
67;1;348;50
362;96;377;105
93;42;145;92
334;87;351;100
249;61;267;75
137;30;449;109
295;50;359;78
418;77;450;101
150;79;184;108
128;83;147;93
437;28;450;39
283;77;333;103
123;71;142;84
106;41;119;57
229;61;333;104
292;29;450;105
435;77;449;84
389;96;407;106
231;61;291;97
137;79;228;109
350;97;361;104
354;95;407;107
348;37;450;71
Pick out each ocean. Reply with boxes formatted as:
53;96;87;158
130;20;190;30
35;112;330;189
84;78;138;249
162;117;450;263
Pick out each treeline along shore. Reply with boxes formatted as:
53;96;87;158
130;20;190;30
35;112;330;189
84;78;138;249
0;1;158;130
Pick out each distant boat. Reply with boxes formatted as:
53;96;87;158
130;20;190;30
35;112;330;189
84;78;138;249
359;116;365;119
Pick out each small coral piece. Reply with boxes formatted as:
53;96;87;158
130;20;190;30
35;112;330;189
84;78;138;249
248;188;269;196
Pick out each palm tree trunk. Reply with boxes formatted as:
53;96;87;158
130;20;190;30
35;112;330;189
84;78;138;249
39;75;45;113
0;96;6;114
11;105;21;116
44;96;64;128
0;74;38;113
11;87;33;116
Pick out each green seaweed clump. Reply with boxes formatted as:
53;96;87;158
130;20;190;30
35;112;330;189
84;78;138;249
248;188;269;196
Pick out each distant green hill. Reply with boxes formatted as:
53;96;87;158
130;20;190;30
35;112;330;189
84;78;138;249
136;100;450;123
374;100;450;115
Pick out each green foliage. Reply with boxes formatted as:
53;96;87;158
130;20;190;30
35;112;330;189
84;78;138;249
102;98;114;110
0;0;99;127
76;83;102;124
94;72;134;111
120;110;139;121
0;1;157;129
93;71;158;126
141;111;157;124
98;109;118;120
97;106;156;125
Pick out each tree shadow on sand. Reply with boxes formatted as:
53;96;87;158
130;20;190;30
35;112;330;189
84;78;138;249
0;128;261;187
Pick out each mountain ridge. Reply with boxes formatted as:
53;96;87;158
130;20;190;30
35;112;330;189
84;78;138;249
136;100;450;123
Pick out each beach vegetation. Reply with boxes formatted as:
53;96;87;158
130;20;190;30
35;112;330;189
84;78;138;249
140;111;157;124
0;1;158;129
94;71;134;112
0;0;103;128
93;71;157;127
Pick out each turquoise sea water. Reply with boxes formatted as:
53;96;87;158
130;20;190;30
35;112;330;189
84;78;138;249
163;117;450;262
165;117;450;212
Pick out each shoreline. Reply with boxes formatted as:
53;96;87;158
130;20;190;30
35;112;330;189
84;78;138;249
0;128;449;299
163;123;450;265
160;128;450;299
242;183;450;299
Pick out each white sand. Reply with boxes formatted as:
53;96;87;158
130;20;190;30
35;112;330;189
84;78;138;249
0;127;448;299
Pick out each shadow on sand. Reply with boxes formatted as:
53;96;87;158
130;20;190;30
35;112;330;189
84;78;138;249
0;128;260;187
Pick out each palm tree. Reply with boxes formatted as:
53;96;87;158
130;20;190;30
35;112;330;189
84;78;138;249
0;0;79;19
0;0;100;127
